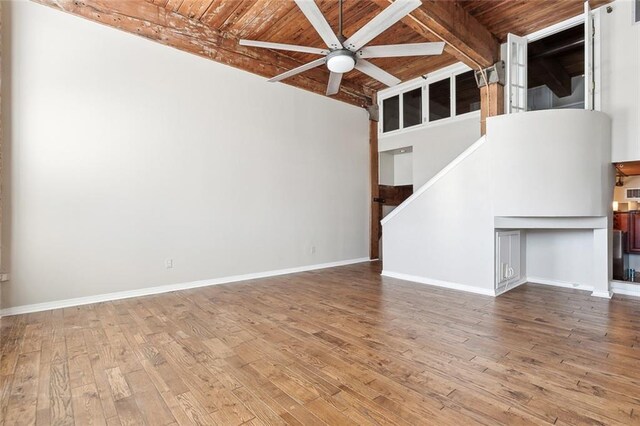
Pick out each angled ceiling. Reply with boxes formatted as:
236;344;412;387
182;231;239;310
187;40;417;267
34;0;611;106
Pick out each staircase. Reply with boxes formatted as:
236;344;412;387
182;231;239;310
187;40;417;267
381;109;613;297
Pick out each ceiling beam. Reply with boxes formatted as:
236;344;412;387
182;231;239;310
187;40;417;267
371;0;499;69
530;57;572;98
32;0;371;106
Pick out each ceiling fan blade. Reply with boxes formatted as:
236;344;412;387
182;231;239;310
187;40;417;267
268;58;326;83
355;59;401;87
326;72;343;96
240;39;329;56
359;42;445;58
294;0;342;50
344;0;422;52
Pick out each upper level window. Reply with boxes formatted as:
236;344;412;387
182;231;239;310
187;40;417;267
429;78;451;122
379;64;480;135
383;95;400;132
455;71;481;114
403;88;423;128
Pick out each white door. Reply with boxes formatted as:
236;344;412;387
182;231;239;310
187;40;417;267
496;233;510;295
584;1;595;110
506;33;528;113
508;232;521;284
495;231;522;295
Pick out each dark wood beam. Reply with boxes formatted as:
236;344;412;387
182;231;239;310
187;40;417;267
370;97;381;261
371;0;499;69
32;0;371;107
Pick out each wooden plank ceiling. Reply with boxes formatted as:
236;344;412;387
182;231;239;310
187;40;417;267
616;161;640;177
35;0;611;106
459;0;610;43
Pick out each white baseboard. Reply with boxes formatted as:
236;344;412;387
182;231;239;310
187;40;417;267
527;276;615;299
381;270;495;296
495;277;528;296
591;290;613;299
610;281;640;297
0;257;370;317
527;276;595;292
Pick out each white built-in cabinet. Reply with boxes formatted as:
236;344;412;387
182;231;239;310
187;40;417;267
495;230;522;295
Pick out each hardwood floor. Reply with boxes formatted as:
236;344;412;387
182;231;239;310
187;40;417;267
1;261;639;425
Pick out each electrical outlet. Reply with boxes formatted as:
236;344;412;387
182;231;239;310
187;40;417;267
0;273;8;282
165;259;173;269
310;246;316;254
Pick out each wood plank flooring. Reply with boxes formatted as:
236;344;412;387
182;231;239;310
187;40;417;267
1;261;639;425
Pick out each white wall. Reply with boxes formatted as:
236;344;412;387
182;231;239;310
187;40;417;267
1;1;369;309
600;0;640;162
393;152;413;186
379;152;395;186
379;114;481;188
526;230;594;286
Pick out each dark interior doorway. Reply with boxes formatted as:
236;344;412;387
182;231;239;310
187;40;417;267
527;25;585;111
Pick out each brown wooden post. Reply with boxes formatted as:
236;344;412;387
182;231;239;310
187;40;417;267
480;82;504;135
369;96;381;260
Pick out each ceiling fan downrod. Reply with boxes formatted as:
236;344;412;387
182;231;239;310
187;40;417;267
338;0;344;41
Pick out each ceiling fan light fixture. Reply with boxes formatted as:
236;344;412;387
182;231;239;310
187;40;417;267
241;0;442;94
326;50;356;73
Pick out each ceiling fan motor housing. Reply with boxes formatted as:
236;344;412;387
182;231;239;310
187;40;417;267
326;49;357;73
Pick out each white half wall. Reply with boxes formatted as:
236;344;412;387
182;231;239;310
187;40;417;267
1;1;369;309
489;110;613;217
378;114;481;188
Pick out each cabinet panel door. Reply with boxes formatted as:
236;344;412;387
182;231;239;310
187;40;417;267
496;231;522;295
614;212;629;232
509;233;521;282
629;213;640;253
497;234;510;284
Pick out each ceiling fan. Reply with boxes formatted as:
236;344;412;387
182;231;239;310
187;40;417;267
239;0;445;96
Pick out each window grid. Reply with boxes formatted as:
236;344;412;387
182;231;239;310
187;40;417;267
379;68;480;135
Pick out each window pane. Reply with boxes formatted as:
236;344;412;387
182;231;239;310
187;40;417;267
455;71;480;115
429;79;451;121
383;95;400;132
403;88;422;128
